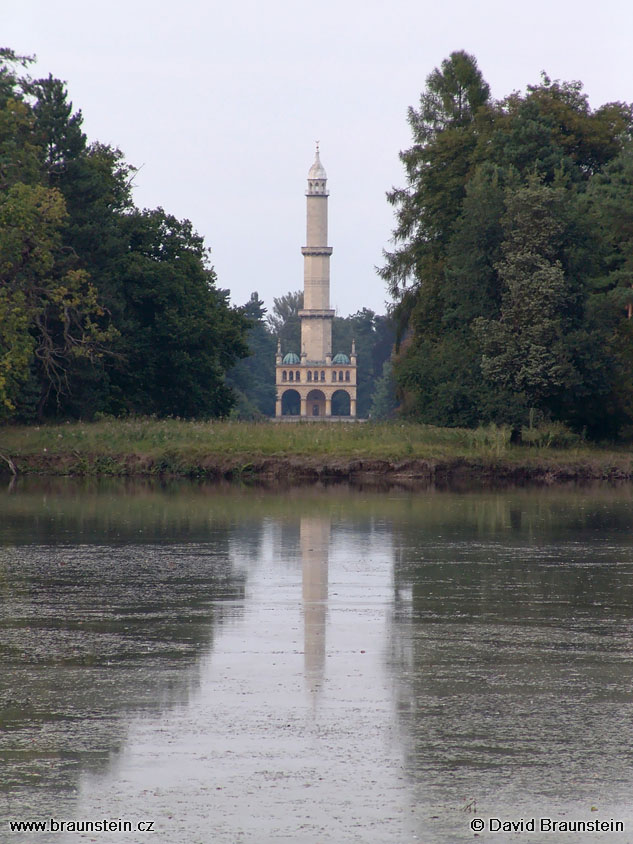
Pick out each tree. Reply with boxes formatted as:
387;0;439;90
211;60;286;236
29;74;86;183
575;143;633;434
0;288;33;416
474;178;582;415
108;209;249;418
584;143;633;314
379;50;493;427
0;48;34;105
333;307;395;417
226;292;276;417
267;290;303;354
369;360;397;419
478;77;633;189
0;97;42;189
381;52;633;435
392;164;511;425
0;182;116;417
0;48;251;421
380;50;491;305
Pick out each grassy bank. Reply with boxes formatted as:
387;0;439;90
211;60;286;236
1;418;632;482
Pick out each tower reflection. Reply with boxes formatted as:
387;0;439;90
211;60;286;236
300;515;330;695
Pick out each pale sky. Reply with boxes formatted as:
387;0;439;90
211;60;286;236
5;0;633;317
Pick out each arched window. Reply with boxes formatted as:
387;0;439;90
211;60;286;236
282;371;287;381
289;370;294;381
332;371;337;382
320;371;325;381
314;371;318;381
345;371;350;382
339;370;344;380
307;371;312;382
296;370;300;381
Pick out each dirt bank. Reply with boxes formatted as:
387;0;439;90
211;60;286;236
4;451;633;486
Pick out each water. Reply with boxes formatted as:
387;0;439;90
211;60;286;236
2;480;633;842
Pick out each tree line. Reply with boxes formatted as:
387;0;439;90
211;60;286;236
0;48;250;422
382;51;633;438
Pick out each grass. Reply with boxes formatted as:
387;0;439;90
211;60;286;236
0;417;630;469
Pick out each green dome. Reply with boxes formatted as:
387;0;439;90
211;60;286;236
332;353;350;364
282;352;300;364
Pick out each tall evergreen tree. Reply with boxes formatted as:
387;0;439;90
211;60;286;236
380;51;491;309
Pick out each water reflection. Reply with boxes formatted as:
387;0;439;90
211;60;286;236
0;481;248;824
2;481;633;842
388;491;633;832
300;516;329;693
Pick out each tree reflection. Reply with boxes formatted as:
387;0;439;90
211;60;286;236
388;490;633;809
0;483;248;821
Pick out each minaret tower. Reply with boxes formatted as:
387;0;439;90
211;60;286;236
275;146;357;419
299;143;335;362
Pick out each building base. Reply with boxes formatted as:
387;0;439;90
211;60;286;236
271;416;366;423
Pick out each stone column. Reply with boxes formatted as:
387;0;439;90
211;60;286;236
275;395;282;417
300;396;307;417
350;397;357;417
325;397;332;417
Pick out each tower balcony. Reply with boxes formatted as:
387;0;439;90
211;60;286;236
301;246;333;256
298;309;335;319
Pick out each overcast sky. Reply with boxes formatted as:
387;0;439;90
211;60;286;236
5;0;633;317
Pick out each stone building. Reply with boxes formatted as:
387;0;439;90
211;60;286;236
275;147;357;418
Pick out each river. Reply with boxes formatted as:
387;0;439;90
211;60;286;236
1;479;633;843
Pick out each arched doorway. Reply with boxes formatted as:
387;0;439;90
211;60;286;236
281;389;301;415
331;389;350;416
306;389;326;417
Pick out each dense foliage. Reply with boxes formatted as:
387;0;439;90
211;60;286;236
381;51;633;438
0;49;249;421
225;292;277;418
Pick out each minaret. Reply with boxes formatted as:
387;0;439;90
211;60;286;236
299;144;335;362
274;146;357;419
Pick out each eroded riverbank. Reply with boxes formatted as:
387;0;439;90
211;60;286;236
2;419;633;486
3;450;633;486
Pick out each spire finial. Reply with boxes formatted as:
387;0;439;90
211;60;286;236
308;143;327;183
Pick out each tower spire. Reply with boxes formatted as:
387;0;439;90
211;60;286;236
307;144;328;195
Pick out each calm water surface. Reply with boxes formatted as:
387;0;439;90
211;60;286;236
1;480;633;843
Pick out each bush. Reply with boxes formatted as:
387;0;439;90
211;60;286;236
521;422;581;449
